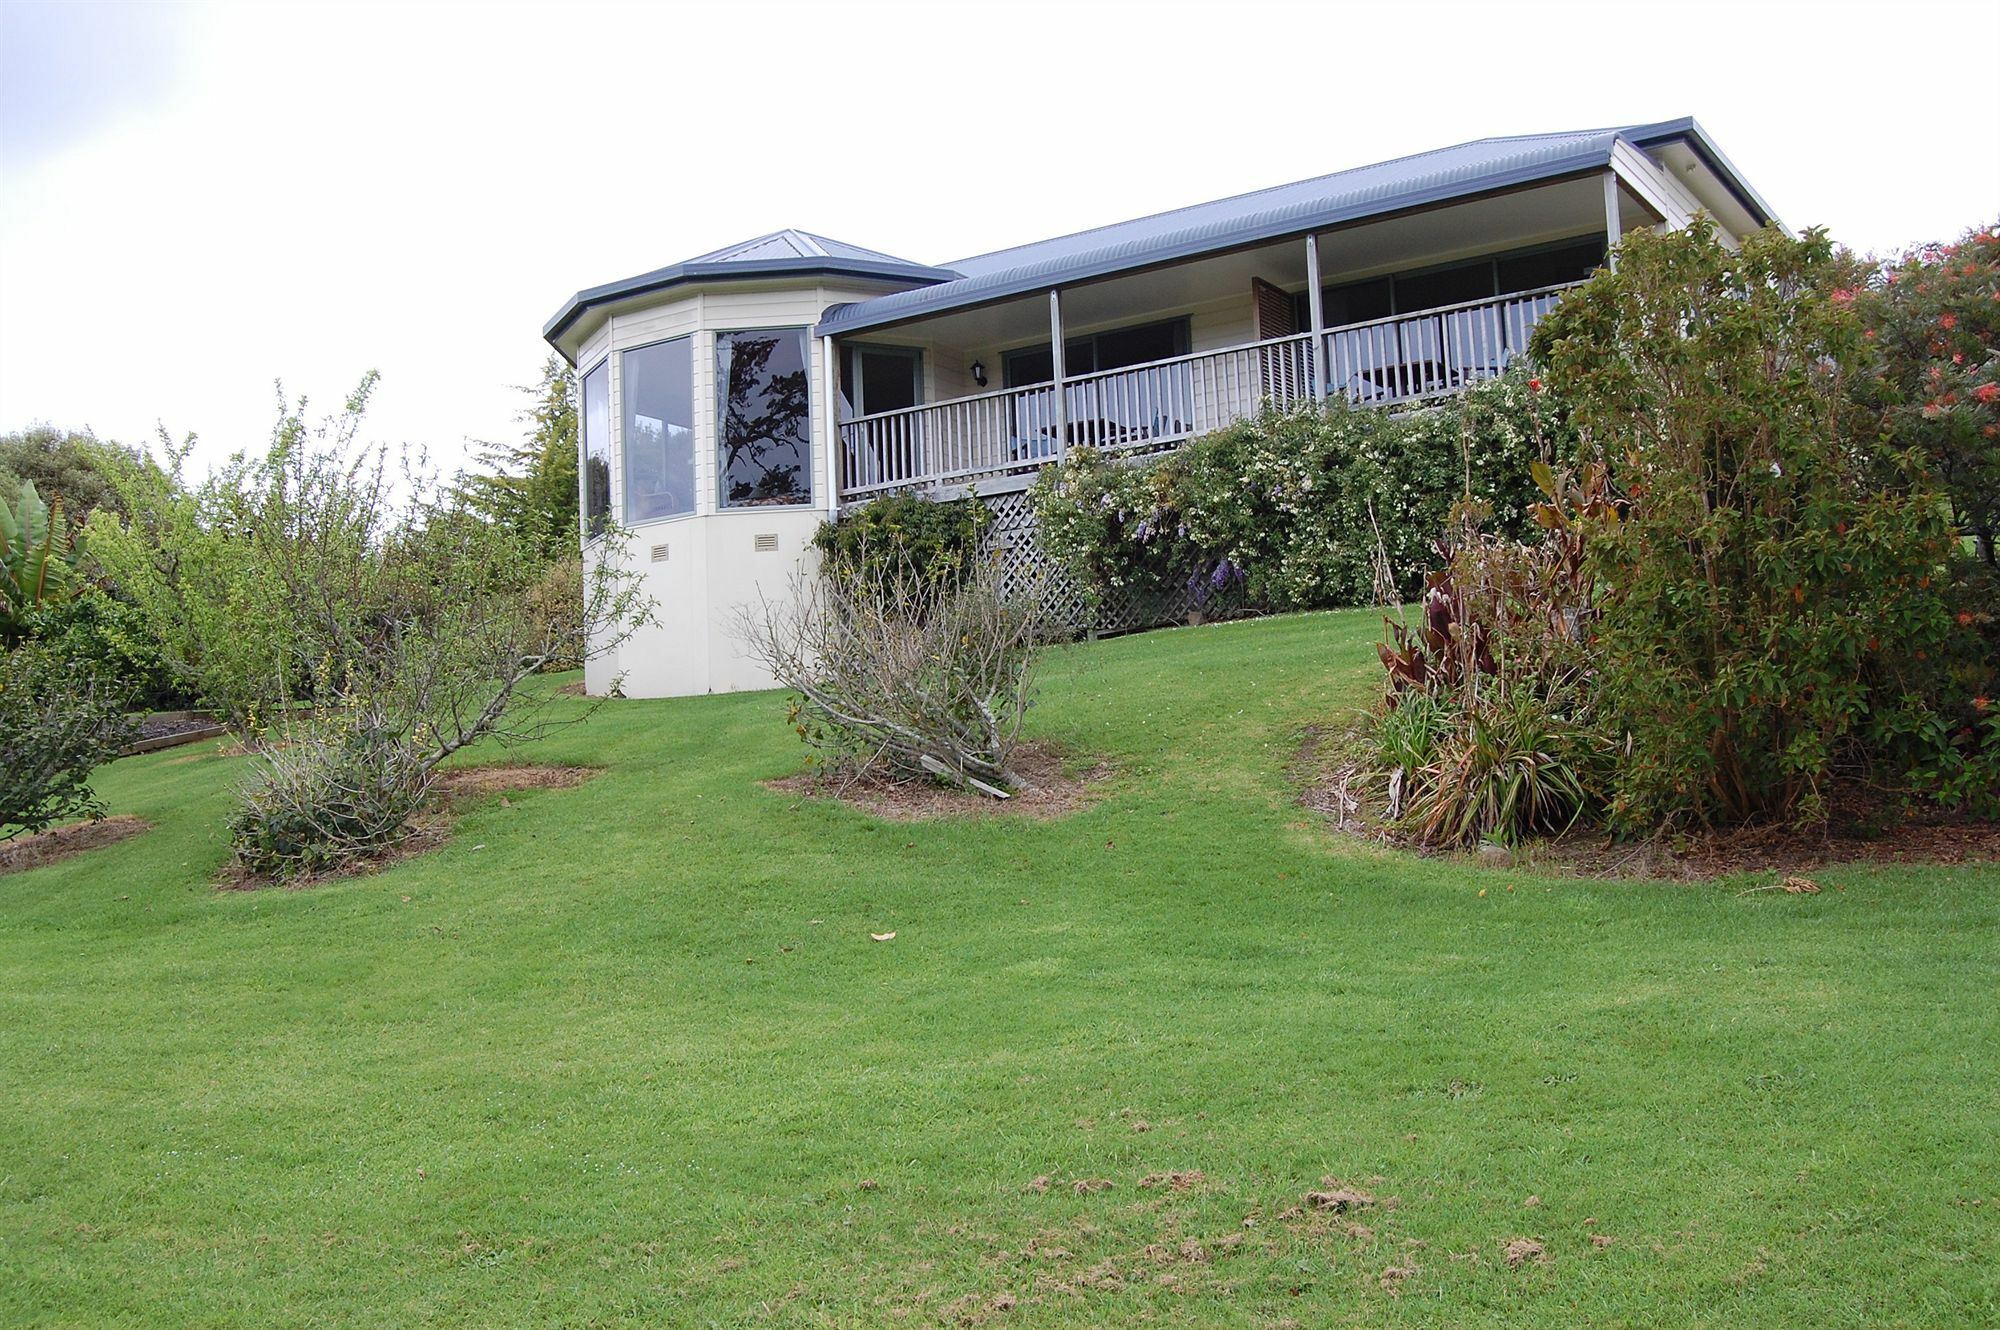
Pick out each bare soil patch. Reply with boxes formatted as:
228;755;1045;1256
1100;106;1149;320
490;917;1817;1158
434;763;596;796
764;742;1105;822
0;815;150;876
1295;723;2000;881
216;764;598;890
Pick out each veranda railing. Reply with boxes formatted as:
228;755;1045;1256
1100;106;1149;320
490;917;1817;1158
836;282;1579;501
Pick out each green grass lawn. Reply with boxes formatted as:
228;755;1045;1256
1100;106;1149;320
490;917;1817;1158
2;609;1995;1327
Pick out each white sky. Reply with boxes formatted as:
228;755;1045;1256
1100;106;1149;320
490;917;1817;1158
2;0;1996;480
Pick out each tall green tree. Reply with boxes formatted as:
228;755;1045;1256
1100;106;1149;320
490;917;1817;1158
458;356;580;561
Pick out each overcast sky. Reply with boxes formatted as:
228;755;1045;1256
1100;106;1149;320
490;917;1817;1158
2;0;1996;479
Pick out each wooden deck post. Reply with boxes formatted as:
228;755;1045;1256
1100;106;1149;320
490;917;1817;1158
1603;170;1623;272
1305;233;1327;403
821;334;841;514
1049;289;1067;461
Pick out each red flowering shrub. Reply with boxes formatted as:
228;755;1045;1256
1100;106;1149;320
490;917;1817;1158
1530;220;1988;832
1856;222;2000;565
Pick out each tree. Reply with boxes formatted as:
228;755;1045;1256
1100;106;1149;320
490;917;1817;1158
457;356;580;561
84;376;398;730
0;426;146;526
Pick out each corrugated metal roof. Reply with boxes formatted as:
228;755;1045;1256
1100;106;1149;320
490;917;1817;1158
544;117;1774;355
814;117;1772;337
541;229;957;345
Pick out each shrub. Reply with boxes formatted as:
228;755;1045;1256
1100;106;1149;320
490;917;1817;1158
0;642;137;841
84;380;400;731
1853;221;2000;566
812;492;991;594
523;555;586;673
734;549;1050;794
1033;366;1563;614
1370;469;1615;848
227;705;431;878
224;516;650;881
1532;219;1979;832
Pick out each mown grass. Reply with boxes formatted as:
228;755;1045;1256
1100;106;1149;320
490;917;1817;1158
1;608;1994;1327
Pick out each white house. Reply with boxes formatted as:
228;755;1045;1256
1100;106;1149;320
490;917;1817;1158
542;117;1777;699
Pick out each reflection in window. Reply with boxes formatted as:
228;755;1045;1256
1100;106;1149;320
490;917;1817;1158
716;329;812;507
581;360;610;540
622;337;695;523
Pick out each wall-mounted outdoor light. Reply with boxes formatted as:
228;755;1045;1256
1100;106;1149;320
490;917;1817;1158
970;360;987;388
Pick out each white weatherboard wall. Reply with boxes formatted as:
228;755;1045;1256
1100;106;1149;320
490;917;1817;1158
582;280;890;698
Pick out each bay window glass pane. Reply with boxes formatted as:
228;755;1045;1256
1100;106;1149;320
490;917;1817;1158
580;360;610;540
622;336;695;523
716;329;812;507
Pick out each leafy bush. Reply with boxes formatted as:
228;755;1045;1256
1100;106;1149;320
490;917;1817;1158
812;493;992;593
0;643;137;841
84;380;400;731
1532;219;1986;831
1033;366;1563;614
734;549;1050;794
0;425;145;527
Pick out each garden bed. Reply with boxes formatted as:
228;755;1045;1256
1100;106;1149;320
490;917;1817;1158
0;815;149;876
121;710;228;756
1298;725;2000;881
216;764;598;890
764;742;1106;822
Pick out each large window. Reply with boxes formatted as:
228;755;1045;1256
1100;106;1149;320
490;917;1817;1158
622;336;695;523
1002;317;1190;387
580;360;610;541
716;328;812;507
1303;235;1608;327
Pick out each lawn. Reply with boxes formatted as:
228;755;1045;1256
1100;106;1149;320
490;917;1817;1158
2;609;1994;1327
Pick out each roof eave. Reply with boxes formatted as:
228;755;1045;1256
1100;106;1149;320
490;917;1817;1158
814;148;1619;339
1620;115;1781;231
542;257;961;353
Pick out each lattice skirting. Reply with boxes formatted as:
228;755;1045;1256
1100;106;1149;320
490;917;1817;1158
976;488;1199;637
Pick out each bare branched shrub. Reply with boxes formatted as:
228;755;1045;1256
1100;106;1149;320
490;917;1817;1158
735;549;1051;796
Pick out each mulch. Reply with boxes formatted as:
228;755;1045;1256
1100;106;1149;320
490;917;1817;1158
0;815;150;877
764;742;1106;822
1529;816;2000;881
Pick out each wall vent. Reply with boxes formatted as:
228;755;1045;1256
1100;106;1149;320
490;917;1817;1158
649;543;669;563
753;533;780;553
